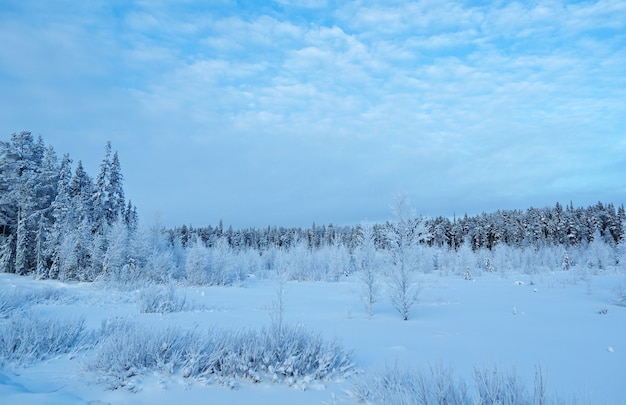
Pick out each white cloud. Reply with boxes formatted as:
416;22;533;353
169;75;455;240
1;0;624;226
274;0;328;8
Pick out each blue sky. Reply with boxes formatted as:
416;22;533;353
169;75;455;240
1;0;625;228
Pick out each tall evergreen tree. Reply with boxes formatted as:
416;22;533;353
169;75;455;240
108;150;125;224
70;161;94;224
124;200;139;232
33;145;59;278
0;132;44;274
62;161;95;280
49;154;73;279
93;141;111;234
94;141;125;227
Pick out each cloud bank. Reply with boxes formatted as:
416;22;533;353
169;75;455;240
1;0;624;227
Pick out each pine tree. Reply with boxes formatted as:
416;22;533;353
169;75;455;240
70;161;94;224
93;141;125;227
617;219;626;267
124;200;139;232
92;141;110;234
63;161;95;280
49;154;73;279
33;145;59;278
0;132;45;275
108;151;125;224
0;234;16;273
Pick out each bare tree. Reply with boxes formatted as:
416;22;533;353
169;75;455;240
357;221;380;319
385;193;425;320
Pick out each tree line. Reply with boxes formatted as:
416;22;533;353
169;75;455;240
169;201;625;253
2;131;624;283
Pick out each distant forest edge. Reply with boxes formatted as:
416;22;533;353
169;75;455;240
172;200;625;252
1;132;625;282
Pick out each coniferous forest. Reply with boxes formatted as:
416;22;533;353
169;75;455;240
0;132;138;281
2;131;624;284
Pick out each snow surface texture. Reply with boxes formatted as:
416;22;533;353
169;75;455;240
1;269;625;404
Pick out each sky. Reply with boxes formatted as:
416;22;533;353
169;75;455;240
1;0;625;229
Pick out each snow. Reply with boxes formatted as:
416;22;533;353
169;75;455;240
1;270;625;404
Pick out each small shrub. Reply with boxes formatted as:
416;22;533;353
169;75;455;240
473;365;526;404
0;288;29;318
34;286;71;304
89;320;191;391
137;284;186;314
0;286;70;318
0;311;86;363
350;362;467;405
614;279;626;307
351;364;550;405
87;321;355;391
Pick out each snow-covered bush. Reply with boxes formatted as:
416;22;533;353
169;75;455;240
0;311;86;364
615;278;626;307
88;319;191;391
184;238;247;286
280;241;317;281
87;320;355;391
209;238;247;286
350;362;468;405
185;238;212;285
453;241;478;276
35;285;70;303
473;365;528;404
183;324;355;387
274;239;351;282
351;363;549;405
239;247;263;278
317;242;351;281
142;249;178;284
0;286;70;318
585;230;616;271
137;283;186;314
0;288;34;318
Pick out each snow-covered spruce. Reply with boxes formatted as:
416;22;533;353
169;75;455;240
86;320;355;390
615;279;626;307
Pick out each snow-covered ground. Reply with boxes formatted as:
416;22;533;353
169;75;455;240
1;269;625;404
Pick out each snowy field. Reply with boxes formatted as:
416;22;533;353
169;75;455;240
1;269;625;405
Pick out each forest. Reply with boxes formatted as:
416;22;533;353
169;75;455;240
1;131;624;285
170;200;625;253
